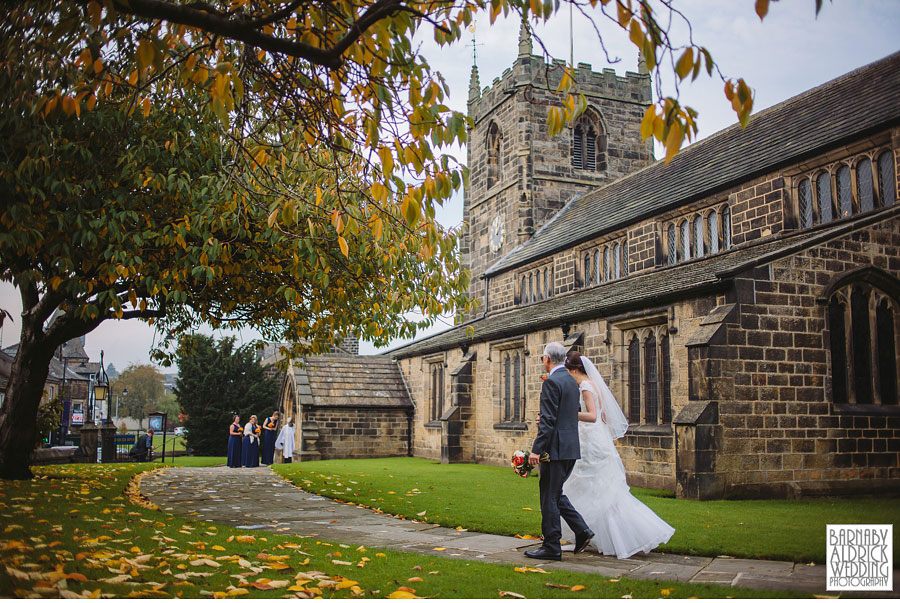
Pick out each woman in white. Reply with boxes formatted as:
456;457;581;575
274;417;295;463
559;349;675;559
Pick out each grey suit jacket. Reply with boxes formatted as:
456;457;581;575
531;367;581;461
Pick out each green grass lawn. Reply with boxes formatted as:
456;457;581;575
0;463;805;599
272;457;900;565
150;434;187;452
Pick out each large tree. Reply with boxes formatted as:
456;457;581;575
0;0;823;478
112;364;166;427
175;334;279;456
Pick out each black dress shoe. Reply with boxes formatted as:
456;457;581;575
524;547;562;561
574;529;594;554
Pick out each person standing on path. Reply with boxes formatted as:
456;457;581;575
274;417;295;463
227;415;243;468
524;341;594;561
261;411;280;465
242;415;260;468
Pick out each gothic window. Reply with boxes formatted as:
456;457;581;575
816;171;834;224
836;164;853;218
622;243;629;276
500;349;525;423
857;158;875;213
486;122;501;189
680;219;690;260
828;279;900;407
603;247;611;282
667;224;677;265
798;178;813;228
571;113;606;171
583;254;591;287
693;214;705;258
627;336;641;421
543;268;550;299
708;210;720;254
535;271;542;302
723;206;732;250
594;249;601;284
878;151;896;207
521;276;526;302
429;361;444;422
625;325;671;424
613;243;621;279
528;273;534;304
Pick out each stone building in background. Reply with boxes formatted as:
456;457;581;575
391;46;900;499
260;337;413;461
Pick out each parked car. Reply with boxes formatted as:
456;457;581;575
174;427;187;437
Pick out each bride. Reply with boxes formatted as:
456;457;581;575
558;350;675;559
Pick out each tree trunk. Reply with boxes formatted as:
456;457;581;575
0;321;55;480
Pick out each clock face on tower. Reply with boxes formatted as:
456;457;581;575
489;215;504;253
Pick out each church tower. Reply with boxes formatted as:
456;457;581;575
460;23;653;320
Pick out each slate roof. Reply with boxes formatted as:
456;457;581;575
485;51;900;277
299;356;413;408
391;206;900;359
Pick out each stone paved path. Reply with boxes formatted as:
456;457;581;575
140;466;896;596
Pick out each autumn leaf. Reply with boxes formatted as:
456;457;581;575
514;566;548;574
387;591;423;599
499;591;526;599
571;585;586;591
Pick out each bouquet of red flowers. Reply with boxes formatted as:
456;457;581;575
511;450;534;477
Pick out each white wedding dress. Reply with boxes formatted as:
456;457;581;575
561;379;675;559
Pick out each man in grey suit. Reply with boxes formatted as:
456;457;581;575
525;341;594;561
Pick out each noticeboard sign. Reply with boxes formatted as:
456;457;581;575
148;415;164;432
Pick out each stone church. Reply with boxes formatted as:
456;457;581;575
389;33;900;499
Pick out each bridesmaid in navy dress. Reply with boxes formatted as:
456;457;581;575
242;415;260;468
261;411;280;465
227;415;242;468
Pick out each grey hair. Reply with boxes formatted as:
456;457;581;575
543;341;566;364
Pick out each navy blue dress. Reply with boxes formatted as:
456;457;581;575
261;417;278;465
227;422;243;468
242;424;260;468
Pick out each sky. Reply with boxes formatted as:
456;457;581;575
1;1;898;372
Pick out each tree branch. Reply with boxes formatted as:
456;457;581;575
100;0;410;70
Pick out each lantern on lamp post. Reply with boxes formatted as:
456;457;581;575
94;351;110;424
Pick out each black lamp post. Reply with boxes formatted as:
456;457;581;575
94;351;110;424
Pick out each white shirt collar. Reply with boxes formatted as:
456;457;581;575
548;364;566;376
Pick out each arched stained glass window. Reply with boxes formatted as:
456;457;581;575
876;299;897;406
613;243;621;279
644;334;658;424
680;220;690;260
628;336;641;422
708;210;720;253
667;224;677;265
857;158;874;213
828;297;848;404
878;151;896;207
693;215;705;258
836;165;852;218
604;247;611;282
798;178;813;227
723;206;732;250
817;172;834;224
850;287;873;404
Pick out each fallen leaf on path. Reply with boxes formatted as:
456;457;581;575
514;566;548;574
571;585;585;591
498;591;526;599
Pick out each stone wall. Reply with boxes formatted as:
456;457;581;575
301;407;410;460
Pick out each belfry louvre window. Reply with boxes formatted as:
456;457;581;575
624;325;672;424
429;361;444;422
795;148;895;228
665;204;730;266
486;122;501;189
571;112;606;171
581;237;628;288
827;279;899;407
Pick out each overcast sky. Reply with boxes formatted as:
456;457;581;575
1;1;898;372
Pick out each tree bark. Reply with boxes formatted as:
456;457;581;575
0;319;55;480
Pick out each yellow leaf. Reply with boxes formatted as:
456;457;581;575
211;545;226;551
387;591;422;599
755;0;770;20
93;58;104;74
267;208;279;227
61;96;76;117
142;97;151;118
225;588;249;596
235;535;255;544
375;553;386;558
514;566;548;574
675;48;694;80
432;547;446;551
338;236;349;258
660;588;673;596
571;585;586;591
499;591;526;599
407;577;423;582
